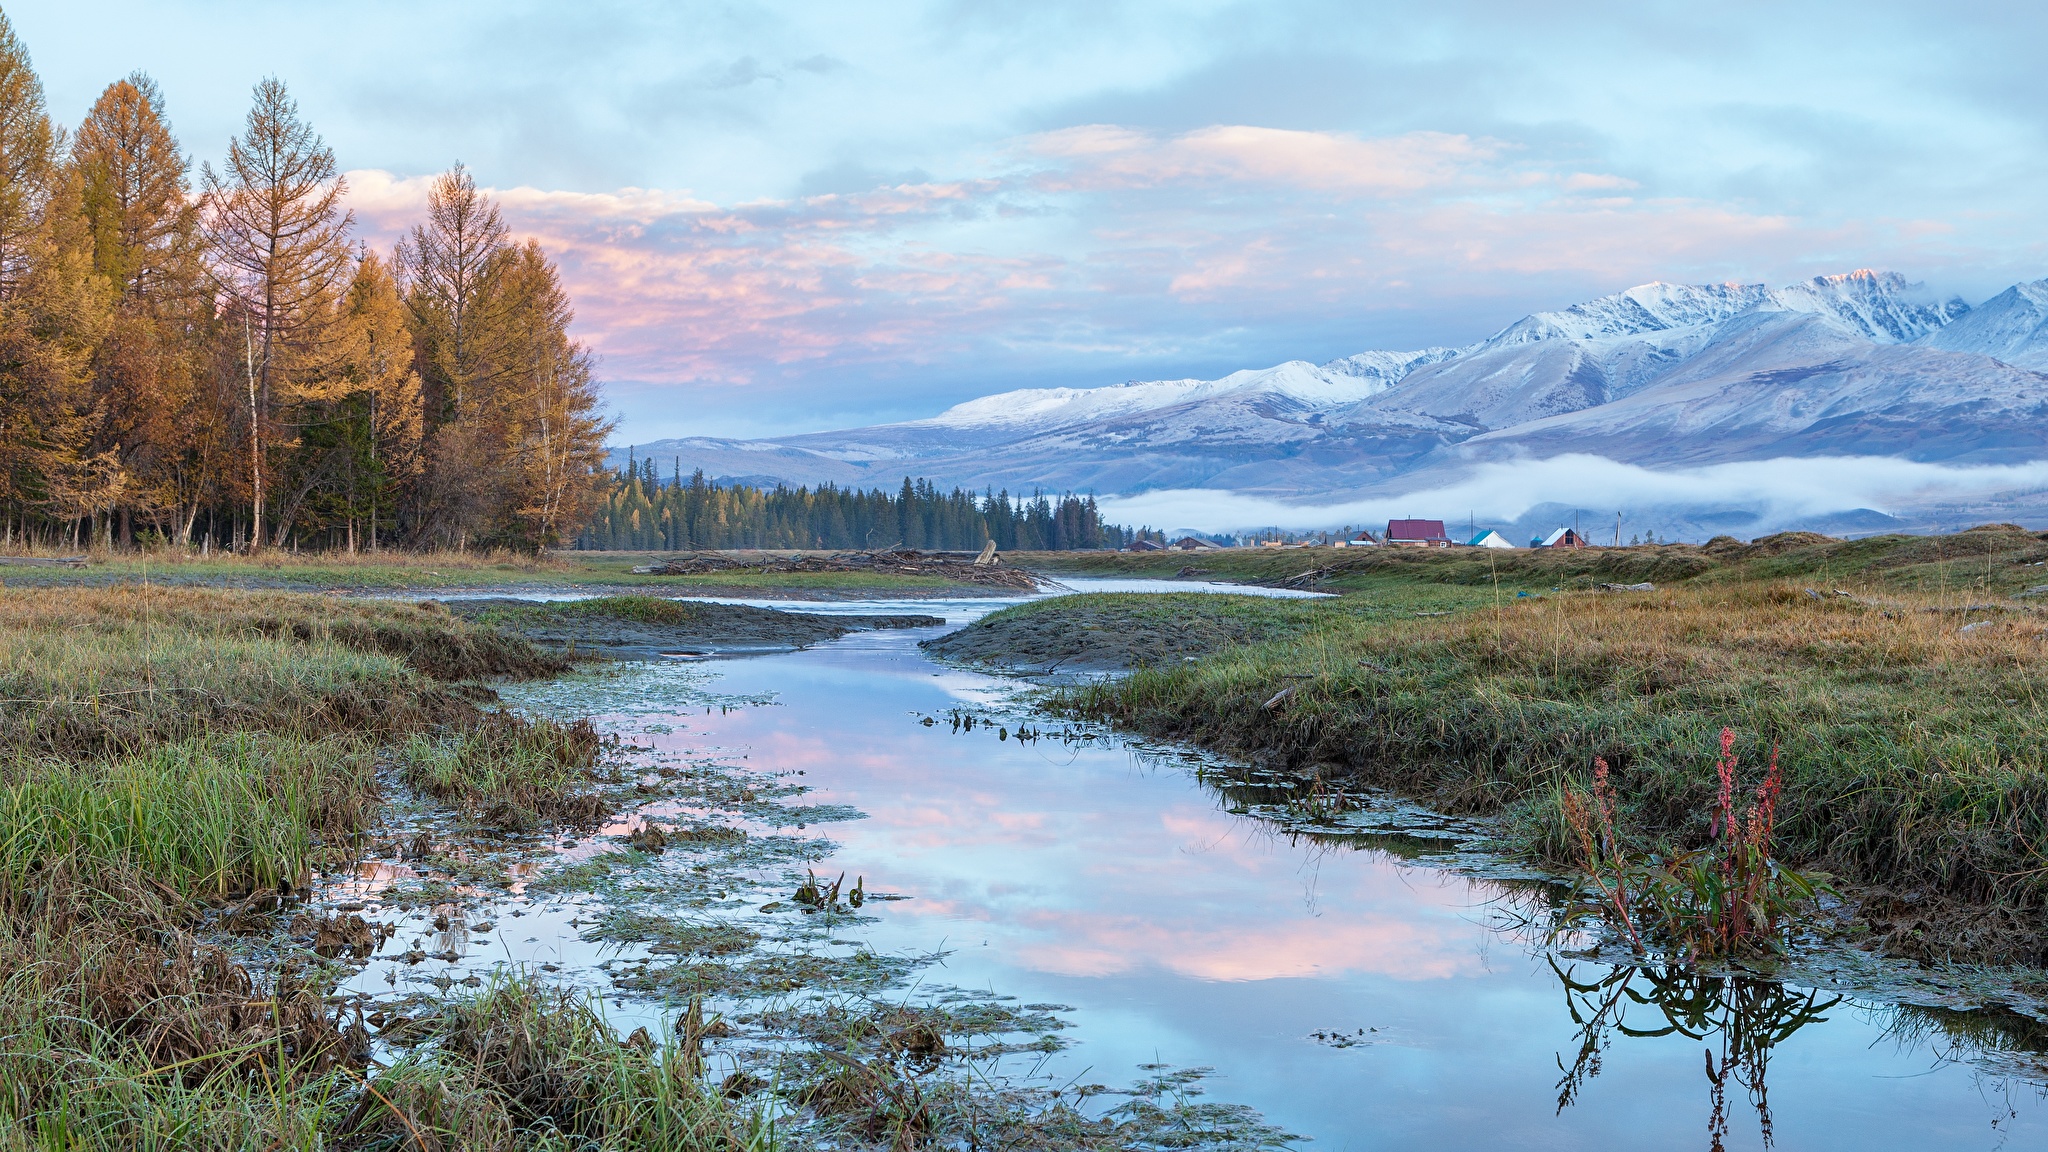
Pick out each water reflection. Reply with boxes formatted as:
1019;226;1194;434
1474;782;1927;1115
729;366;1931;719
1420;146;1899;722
468;600;2048;1149
1551;962;1841;1150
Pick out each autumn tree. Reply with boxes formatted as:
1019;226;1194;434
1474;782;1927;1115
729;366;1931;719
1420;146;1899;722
0;15;609;554
399;162;509;421
270;247;423;550
488;240;607;548
0;167;114;546
0;9;54;300
75;73;204;543
398;166;607;549
200;77;353;547
0;15;109;545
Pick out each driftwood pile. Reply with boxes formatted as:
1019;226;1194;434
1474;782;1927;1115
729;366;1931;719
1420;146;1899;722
631;547;1042;590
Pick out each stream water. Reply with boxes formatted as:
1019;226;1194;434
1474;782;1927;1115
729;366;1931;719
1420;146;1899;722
335;580;2048;1150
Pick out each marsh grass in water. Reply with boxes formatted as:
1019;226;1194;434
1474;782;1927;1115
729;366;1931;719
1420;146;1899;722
393;714;610;831
0;586;785;1149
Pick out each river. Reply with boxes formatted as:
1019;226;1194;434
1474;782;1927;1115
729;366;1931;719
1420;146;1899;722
331;580;2048;1150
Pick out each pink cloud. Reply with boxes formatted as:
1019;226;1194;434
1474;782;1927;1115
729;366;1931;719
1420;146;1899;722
339;122;2022;408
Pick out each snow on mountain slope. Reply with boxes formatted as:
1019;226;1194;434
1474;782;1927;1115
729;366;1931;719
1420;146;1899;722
1339;270;1966;436
1770;270;1968;342
1918;279;2048;369
911;349;1459;433
1455;311;2048;466
1484;280;1775;346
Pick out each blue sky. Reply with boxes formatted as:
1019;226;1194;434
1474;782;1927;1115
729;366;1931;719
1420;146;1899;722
13;1;2048;441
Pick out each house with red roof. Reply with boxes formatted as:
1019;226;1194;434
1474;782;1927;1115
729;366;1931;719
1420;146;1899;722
1384;519;1451;547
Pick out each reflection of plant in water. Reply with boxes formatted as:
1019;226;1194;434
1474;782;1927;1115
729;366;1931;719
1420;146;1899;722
1552;960;1840;1150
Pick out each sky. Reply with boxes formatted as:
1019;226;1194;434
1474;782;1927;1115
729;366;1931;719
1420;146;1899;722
12;0;2048;443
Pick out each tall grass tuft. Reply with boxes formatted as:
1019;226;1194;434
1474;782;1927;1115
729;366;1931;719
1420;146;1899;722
0;733;376;901
393;714;609;830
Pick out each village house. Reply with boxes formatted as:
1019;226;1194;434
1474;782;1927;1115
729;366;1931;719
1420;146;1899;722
1467;529;1516;549
1534;527;1589;548
1169;536;1223;551
1384;519;1452;548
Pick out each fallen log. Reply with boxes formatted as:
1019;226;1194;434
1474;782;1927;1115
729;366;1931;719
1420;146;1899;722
0;555;87;568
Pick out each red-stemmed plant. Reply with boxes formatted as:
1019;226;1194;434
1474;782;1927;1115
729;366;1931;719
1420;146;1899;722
1562;728;1825;960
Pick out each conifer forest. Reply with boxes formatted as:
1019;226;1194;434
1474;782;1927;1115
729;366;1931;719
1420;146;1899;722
578;462;1150;552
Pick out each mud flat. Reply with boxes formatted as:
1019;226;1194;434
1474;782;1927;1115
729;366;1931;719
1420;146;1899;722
448;594;945;657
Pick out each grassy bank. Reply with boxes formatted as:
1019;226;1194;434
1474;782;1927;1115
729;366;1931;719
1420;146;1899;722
924;591;1332;671
0;584;761;1149
1013;525;2048;599
0;546;1008;598
0;585;563;754
1056;527;2048;964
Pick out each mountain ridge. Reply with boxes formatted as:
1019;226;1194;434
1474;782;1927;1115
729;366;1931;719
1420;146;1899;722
615;269;2048;524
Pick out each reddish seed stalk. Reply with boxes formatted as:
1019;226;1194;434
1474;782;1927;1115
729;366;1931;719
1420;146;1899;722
1577;732;1800;958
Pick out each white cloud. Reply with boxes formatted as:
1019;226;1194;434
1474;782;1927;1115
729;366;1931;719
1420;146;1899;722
1096;454;2048;533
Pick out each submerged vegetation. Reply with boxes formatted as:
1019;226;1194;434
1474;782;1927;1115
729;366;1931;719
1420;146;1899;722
1056;525;2048;963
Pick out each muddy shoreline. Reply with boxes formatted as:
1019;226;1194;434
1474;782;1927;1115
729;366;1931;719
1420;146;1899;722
920;591;1325;674
446;596;946;658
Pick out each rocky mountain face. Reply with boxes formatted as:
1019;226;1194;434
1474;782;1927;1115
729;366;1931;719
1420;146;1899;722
616;270;2048;519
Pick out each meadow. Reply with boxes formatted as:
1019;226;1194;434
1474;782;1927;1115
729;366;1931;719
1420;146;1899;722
0;546;997;598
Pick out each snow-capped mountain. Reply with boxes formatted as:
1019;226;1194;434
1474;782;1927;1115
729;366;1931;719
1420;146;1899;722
912;351;1460;433
615;269;2048;518
1918;279;2048;369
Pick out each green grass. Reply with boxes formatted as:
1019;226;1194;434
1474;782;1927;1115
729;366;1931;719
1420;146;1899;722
0;733;376;902
393;716;609;830
467;594;713;628
4;547;990;596
1013;524;2048;599
925;592;1336;670
0;585;564;754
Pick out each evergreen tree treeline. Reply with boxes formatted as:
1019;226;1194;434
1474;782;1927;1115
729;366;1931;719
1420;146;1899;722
577;461;1156;552
0;14;609;553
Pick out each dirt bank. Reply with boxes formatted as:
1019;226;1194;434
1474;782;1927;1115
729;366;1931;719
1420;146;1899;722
449;595;945;657
921;592;1327;673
